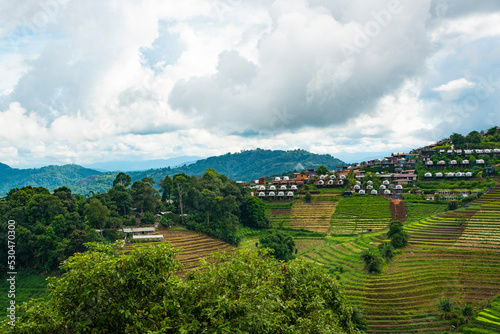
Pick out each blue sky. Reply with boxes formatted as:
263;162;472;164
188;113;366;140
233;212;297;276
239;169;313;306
1;0;500;167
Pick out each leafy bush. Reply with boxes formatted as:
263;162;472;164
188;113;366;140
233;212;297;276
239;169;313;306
141;211;156;224
438;298;453;313
305;192;312;202
258;231;296;262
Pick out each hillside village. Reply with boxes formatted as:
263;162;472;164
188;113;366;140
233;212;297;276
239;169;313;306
2;128;500;333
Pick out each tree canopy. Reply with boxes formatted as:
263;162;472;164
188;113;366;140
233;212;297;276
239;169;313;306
1;243;362;334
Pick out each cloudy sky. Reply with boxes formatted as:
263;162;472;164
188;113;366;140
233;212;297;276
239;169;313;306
1;0;500;168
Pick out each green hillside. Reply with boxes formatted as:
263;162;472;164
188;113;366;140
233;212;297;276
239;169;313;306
129;148;345;182
0;163;102;196
0;149;345;196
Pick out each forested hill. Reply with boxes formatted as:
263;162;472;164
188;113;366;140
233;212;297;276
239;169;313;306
0;149;345;195
70;149;345;194
130;149;345;182
0;163;102;196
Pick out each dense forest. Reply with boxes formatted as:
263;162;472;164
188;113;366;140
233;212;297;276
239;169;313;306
0;168;267;273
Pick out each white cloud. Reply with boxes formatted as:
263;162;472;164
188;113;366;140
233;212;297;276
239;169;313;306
0;0;499;168
433;78;476;100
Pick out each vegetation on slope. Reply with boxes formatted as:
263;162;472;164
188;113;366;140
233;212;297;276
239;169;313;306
0;242;362;334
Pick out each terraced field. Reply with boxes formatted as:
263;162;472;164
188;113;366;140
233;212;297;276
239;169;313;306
123;228;233;272
360;186;500;333
300;235;382;309
289;194;339;233
459;295;500;333
330;196;393;235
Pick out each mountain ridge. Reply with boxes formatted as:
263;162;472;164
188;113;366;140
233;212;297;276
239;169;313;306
0;149;345;195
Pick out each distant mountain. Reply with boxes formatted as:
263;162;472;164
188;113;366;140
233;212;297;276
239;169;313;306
82;156;202;172
0;164;102;196
129;149;345;182
0;149;345;195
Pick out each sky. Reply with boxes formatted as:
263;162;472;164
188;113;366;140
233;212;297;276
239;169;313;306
1;0;500;168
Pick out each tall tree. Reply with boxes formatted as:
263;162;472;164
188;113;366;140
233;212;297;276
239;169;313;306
112;172;132;188
159;175;174;202
83;198;110;234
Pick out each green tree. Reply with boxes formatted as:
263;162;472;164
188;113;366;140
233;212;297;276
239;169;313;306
450;132;465;145
107;184;131;216
465;130;482;144
159;175;174;202
83;198;110;233
131;178;160;214
112;172;131;188
305;192;312;202
241;196;268;228
258;231;296;262
316;165;329;175
1;245;362;334
141;211;156;225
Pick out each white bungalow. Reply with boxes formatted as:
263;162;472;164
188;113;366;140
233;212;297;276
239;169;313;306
462;160;469;165
330;174;336;179
435;172;444;177
359;190;366;195
455;172;463;177
447;149;453;154
476;159;485;164
283;176;290;181
287;191;294;197
464;149;473;155
354;185;361;190
258;192;266;197
340;174;346;179
439;150;445;154
476;149;484;154
337;180;344;185
384;189;391;195
383;180;390;185
356;181;361;185
426;161;434;166
259;186;266;191
484;149;492;154
450;160;457;165
446;172;455;177
320;174;326;180
494;149;500;153
367;180;373;185
465;172;473;177
395;185;403;190
367;185;373;190
268;192;276;197
280;185;287;190
456;149;462;155
274;177;281;181
380;185;387;190
437;160;446;165
318;180;325;185
425;172;432;178
327;180;334;185
371;190;378;195
290;185;298;190
269;185;277;191
277;191;285;197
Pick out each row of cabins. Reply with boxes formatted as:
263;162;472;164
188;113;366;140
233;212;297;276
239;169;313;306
425;172;473;178
258;191;295;198
425;159;485;166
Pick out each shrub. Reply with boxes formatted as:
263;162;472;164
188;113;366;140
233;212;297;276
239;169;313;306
305;192;312;202
447;201;459;211
462;304;474;317
141;211;156;224
378;242;395;259
438;298;453;313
